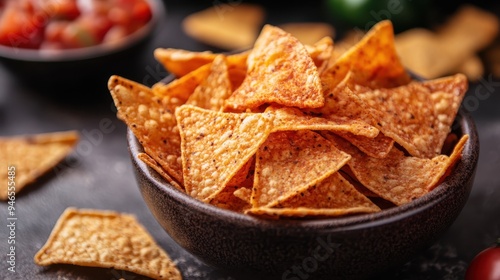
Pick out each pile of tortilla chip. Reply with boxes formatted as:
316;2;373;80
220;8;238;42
109;20;469;219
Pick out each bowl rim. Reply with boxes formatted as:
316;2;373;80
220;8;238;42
128;106;479;231
0;0;165;62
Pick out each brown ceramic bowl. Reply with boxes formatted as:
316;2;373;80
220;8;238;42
128;107;479;279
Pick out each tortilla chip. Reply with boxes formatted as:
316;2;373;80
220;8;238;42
252;130;351;208
152;63;212;103
186;54;232;111
322;20;410;89
233;187;252;204
332;132;394;159
209;185;251;212
175;105;274;202
279;22;335;46
247;172;380;218
224;24;324;111
352;74;468;158
330;134;468;205
0;131;79;200
34;208;181;279
305;36;334;70
266;105;378;138
182;3;265;50
154;48;216;77
137;153;184;192
154;48;249;78
108;75;183;183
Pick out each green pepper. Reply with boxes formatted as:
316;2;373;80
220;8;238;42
323;0;431;32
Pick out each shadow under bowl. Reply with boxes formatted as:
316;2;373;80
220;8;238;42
128;108;479;279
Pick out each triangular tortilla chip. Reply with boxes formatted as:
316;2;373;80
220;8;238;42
137;153;183;192
330;134;468;205
0;131;79;200
331;131;394;159
175;105;274;202
108;75;184;183
247;172;380;218
252;130;351;208
266;105;378;137
352;73;468;158
154;48;249;78
186;54;232;111
322;20;410;89
224;24;324;111
152;63;212;102
34;208;181;280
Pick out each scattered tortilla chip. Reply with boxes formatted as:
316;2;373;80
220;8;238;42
34;208;181;280
108;75;183;183
330;134;468;205
186;54;232;111
182;3;265;50
224;25;324;111
0;131;79;200
322;20;410;89
252;130;351;208
278;22;335;46
175;105;274;202
247;172;380;217
266;105;378;137
138;153;183;192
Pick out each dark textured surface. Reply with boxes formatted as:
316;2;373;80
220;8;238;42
0;1;499;280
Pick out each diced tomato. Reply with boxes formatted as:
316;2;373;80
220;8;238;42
0;3;44;49
132;1;152;23
0;0;152;49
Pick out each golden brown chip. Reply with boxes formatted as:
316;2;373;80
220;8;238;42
224;25;324;111
332;132;394;159
34;208;182;279
138;153;184;192
0;131;79;200
108;75;183;183
154;48;216;77
252;130;351;208
330;134;468;206
266;105;378;138
352;74;468;158
247;172;379;218
305;36;335;70
278;22;335;46
182;3;265;50
186;54;232;111
233;187;252;204
152;63;212;103
322;20;410;89
154;48;249;79
209;185;251;212
175;105;274;202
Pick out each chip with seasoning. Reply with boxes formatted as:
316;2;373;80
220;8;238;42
109;20;470;219
34;208;182;279
223;24;324;112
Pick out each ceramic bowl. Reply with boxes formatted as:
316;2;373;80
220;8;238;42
128;107;479;279
0;0;164;89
